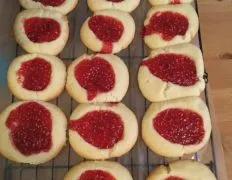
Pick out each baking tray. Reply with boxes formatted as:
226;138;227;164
0;0;228;179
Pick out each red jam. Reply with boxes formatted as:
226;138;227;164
166;176;184;180
17;57;52;91
33;0;65;6
79;170;116;180
6;102;52;156
74;57;115;100
141;53;198;86
142;11;189;41
170;0;181;4
68;110;124;149
24;17;61;43
88;15;124;53
153;108;205;145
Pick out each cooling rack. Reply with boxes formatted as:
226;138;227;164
0;0;228;179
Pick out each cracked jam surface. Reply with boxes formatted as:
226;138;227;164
74;57;115;101
79;170;116;180
142;11;189;41
165;176;184;180
69;110;124;149
32;0;65;6
141;53;198;86
88;15;124;53
24;17;61;43
153;108;205;145
6;102;52;156
17;57;52;91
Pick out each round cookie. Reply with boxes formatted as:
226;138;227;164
87;0;140;12
142;97;211;157
68;103;138;160
19;0;79;14
80;10;135;54
14;9;69;55
64;161;133;180
147;160;216;180
142;4;199;49
138;43;205;102
66;54;129;103
149;0;193;6
8;53;66;101
0;101;67;164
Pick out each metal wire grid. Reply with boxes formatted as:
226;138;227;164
2;0;218;179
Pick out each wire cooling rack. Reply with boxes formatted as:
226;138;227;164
0;0;228;180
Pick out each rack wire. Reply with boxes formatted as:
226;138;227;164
0;0;221;179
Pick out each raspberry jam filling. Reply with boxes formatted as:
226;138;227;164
24;17;61;43
32;0;65;6
17;57;52;91
153;108;205;145
79;170;116;180
170;0;181;4
166;176;184;180
74;57;115;100
142;11;189;41
141;53;198;86
69;110;124;149
6;102;52;156
88;15;124;53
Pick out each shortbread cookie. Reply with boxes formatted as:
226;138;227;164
149;0;193;6
138;44;205;102
142;97;211;157
80;10;135;54
19;0;78;14
87;0;140;12
142;4;199;49
0;101;67;164
147;160;216;180
8;53;66;101
66;54;129;103
68;103;138;160
14;9;69;55
64;161;133;180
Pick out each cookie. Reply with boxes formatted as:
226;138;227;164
14;9;69;55
80;10;135;54
149;0;193;6
87;0;140;12
8;53;66;101
68;103;138;160
138;44;205;102
142;97;211;157
64;161;133;180
142;4;199;49
0;101;67;164
19;0;78;14
66;54;129;103
147;160;216;180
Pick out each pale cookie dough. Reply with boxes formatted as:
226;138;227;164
14;9;69;55
142;97;211;157
69;103;138;160
87;0;140;12
143;4;199;49
64;161;133;180
19;0;78;14
66;54;129;103
147;160;216;180
149;0;193;6
8;53;66;101
80;10;135;54
138;44;205;102
0;101;67;164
